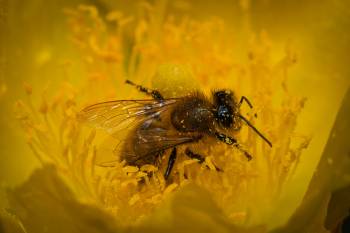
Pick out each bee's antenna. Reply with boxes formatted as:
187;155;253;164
238;114;272;147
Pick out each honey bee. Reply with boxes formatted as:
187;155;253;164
79;80;272;180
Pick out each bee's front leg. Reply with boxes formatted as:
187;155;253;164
185;148;222;172
214;132;253;161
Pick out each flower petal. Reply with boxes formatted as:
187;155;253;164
0;211;26;233
324;185;350;231
135;184;266;233
270;88;350;233
6;165;120;233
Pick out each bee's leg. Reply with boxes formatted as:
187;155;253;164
184;148;204;163
214;132;253;161
125;80;164;101
185;148;222;172
164;147;177;180
238;96;254;108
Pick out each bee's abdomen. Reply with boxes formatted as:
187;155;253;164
171;96;214;132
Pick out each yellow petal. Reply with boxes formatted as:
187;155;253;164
271;88;350;233
6;165;120;233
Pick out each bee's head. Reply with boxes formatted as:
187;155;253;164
212;90;273;147
213;90;241;129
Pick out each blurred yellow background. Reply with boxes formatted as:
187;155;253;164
0;0;349;229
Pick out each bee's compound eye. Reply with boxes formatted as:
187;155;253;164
218;105;229;117
217;105;233;128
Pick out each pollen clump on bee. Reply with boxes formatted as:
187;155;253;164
151;63;199;98
14;3;310;230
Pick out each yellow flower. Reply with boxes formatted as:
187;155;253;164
1;1;350;233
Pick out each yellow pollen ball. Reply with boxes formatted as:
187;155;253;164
151;64;199;98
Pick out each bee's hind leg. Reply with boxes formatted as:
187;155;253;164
185;148;222;172
125;80;164;101
164;147;177;180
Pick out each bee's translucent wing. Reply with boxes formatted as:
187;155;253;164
78;98;199;168
122;117;202;165
78;99;179;134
